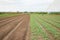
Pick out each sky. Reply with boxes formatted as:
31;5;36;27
0;0;60;12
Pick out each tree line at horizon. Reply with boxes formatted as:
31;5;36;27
0;12;60;14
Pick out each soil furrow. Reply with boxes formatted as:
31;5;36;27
0;16;24;40
0;14;30;40
0;15;24;27
2;20;24;40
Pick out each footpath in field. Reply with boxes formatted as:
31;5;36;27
30;14;60;40
0;14;30;40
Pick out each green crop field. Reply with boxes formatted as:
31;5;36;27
30;14;60;40
0;13;20;18
0;12;60;40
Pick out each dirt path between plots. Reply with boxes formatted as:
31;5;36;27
0;14;30;40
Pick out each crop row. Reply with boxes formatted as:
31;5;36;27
30;14;60;40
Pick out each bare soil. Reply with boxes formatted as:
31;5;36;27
0;14;30;40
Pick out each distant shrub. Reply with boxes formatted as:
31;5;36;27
49;12;60;15
39;12;48;14
24;11;28;13
0;12;3;14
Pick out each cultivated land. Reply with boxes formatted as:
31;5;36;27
0;14;30;40
0;13;60;40
0;13;21;20
30;14;60;40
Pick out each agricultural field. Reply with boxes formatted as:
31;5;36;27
30;14;60;40
0;13;20;18
0;13;30;40
0;13;21;21
0;12;60;40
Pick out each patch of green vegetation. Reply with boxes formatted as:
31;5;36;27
30;14;60;40
0;13;20;18
30;14;50;40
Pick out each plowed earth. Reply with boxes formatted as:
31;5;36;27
0;14;30;40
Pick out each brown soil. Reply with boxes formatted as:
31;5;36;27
0;14;30;40
0;14;23;21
